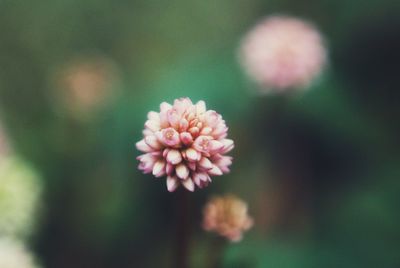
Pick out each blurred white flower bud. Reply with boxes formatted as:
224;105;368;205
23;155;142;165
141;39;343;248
0;238;41;268
0;156;42;238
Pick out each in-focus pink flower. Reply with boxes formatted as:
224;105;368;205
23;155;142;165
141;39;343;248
202;194;253;242
240;15;327;92
136;98;234;192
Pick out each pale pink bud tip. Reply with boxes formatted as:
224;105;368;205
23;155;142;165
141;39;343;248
136;139;152;152
180;132;193;145
176;163;189;180
193;172;211;188
182;178;195;192
145;135;162;149
166;149;182;165
185;148;199;162
167;176;179;192
136;97;234;192
199;157;213;170
152;160;166;177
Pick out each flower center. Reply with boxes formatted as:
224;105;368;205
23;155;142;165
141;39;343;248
165;129;175;140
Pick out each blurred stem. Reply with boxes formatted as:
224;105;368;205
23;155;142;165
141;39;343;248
175;189;190;268
207;237;226;268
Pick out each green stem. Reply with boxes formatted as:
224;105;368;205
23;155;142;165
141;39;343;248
207;237;226;268
175;189;190;268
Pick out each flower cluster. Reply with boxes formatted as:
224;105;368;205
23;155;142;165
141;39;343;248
136;98;234;192
240;15;327;92
202;194;253;242
53;54;119;119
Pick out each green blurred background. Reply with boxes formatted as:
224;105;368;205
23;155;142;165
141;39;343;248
0;0;399;267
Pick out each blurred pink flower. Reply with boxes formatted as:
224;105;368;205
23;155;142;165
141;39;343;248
240;15;327;92
202;194;253;242
136;98;234;192
52;54;120;120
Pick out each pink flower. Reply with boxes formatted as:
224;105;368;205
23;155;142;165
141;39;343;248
136;98;234;192
52;54;120;120
202;194;253;242
240;15;327;92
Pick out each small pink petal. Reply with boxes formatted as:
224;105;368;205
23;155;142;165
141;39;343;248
196;100;206;114
142;129;153;137
180;132;193;145
166;149;182;165
167;109;181;129
182;178;195;192
147;111;160;121
152;160;166;177
212;124;228;137
176;163;189;180
160;102;172;112
136;139;153;153
145;135;162;150
199;157;213;170
209;140;224;153
174;98;193;114
179;119;189;132
188;127;200;136
166;162;174;175
136;153;152;161
193;172;210;187
193;175;201;186
159;111;169;128
215;156;233;173
137;153;157;173
185;148;199;162
204;110;220;127
162;148;170;158
189;118;199;128
200;127;213;135
144;119;160;132
167;176;179;192
138;164;152;174
149;151;162;157
208;165;223;176
220;139;234;153
186;112;195;122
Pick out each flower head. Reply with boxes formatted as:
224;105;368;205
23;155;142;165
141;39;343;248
52;54;120;119
0;238;40;268
240;15;327;92
202;194;253;242
136;98;234;192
